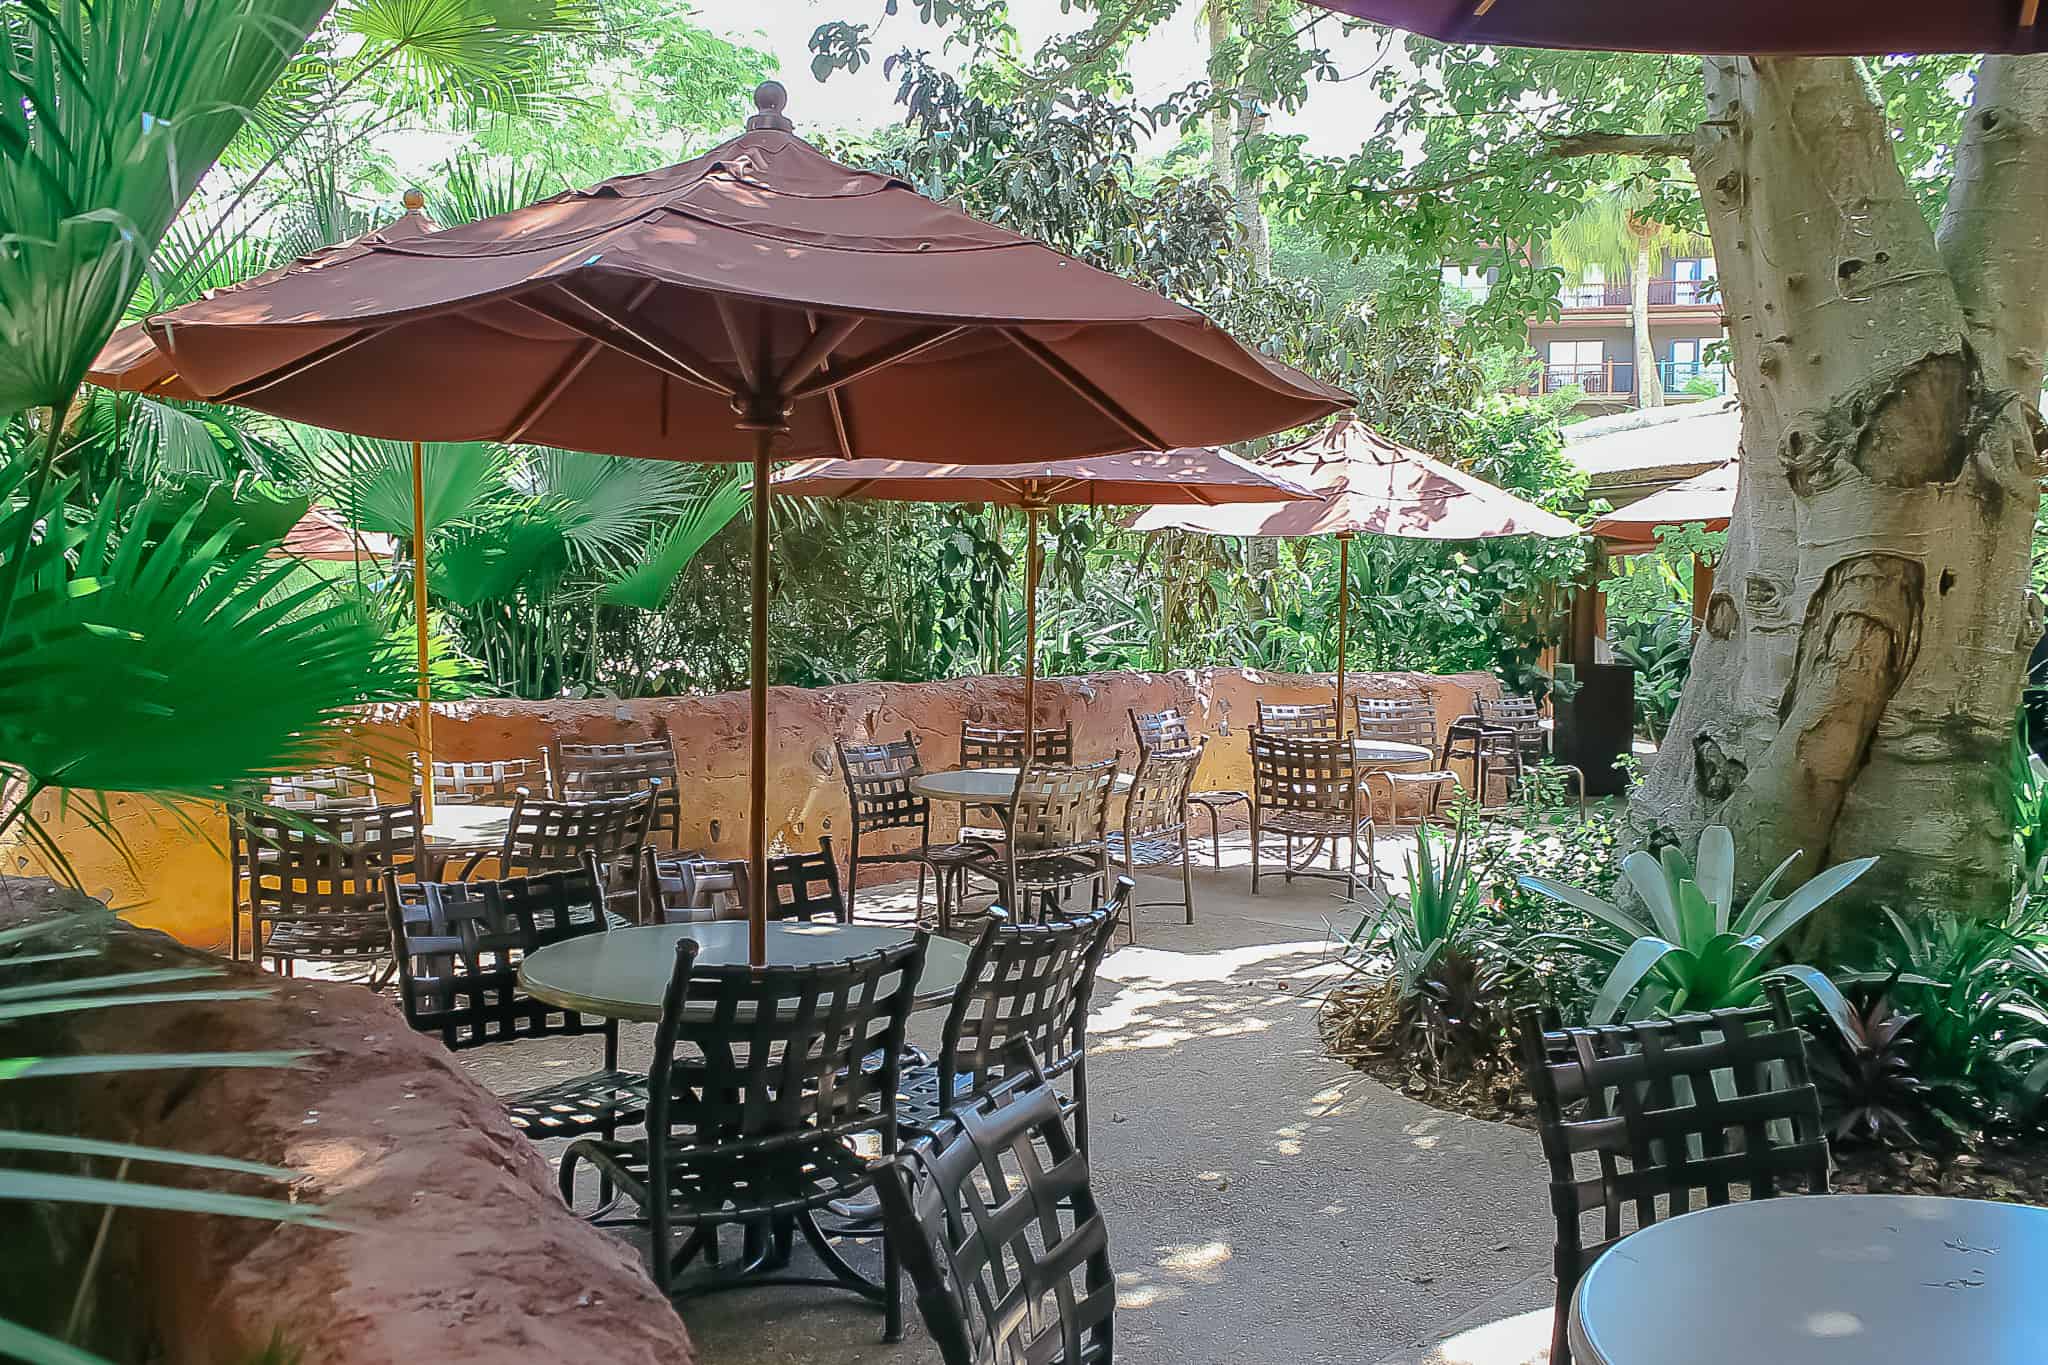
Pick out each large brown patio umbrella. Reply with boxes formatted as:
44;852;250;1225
1293;0;2045;54
774;449;1314;754
1132;417;1580;724
138;83;1351;961
88;202;445;811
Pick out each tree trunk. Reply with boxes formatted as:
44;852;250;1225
1632;242;1665;408
1205;2;1238;203
1636;56;2048;917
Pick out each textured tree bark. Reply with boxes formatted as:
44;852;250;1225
1636;56;2048;917
1631;242;1665;407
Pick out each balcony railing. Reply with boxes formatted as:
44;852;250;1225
1559;277;1718;309
1515;359;1731;399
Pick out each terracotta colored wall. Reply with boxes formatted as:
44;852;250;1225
12;667;1496;951
0;883;694;1365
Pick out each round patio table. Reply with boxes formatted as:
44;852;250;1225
1568;1194;2048;1365
517;921;972;1022
1350;739;1433;766
423;804;511;847
909;766;1134;804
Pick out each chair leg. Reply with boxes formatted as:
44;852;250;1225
1181;843;1195;925
882;1213;903;1343
1207;806;1224;869
845;847;862;920
915;861;929;923
1249;819;1261;895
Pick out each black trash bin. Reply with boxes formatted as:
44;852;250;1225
1553;662;1636;797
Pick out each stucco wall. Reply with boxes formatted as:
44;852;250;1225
15;667;1495;950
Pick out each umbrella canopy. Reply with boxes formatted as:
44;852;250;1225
1589;459;1737;555
1293;0;2045;55
1128;417;1579;541
88;205;440;399
277;505;397;563
776;449;1313;751
141;82;1350;962
1131;417;1581;720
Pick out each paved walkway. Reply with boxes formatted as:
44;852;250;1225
460;834;1554;1365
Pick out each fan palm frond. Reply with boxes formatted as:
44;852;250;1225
313;437;514;539
599;469;749;611
518;447;697;565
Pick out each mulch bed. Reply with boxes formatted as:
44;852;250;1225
1319;980;2048;1204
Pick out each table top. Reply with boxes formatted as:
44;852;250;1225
1351;739;1434;765
1569;1194;2048;1365
423;803;511;847
517;921;972;1022
911;766;1135;804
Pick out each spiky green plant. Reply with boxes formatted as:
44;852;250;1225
1520;825;1873;1033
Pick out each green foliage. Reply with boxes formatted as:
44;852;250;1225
1807;979;1941;1148
1519;825;1873;1030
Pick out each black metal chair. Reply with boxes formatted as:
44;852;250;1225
557;737;683;849
1513;982;1830;1365
383;859;646;1151
1352;695;1461;829
1247;730;1373;894
958;720;1074;844
897;879;1129;1155
1255;699;1340;739
241;799;426;979
964;759;1118;922
560;932;929;1341
1130;706;1246;871
424;756;548;806
872;1050;1116;1365
638;839;852;925
464;788;653;923
1107;744;1202;940
837;732;986;926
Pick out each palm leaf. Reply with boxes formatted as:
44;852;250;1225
0;1051;310;1081
0;1316;108;1365
0;1130;295;1180
0;1169;338;1229
519;448;697;565
313;437;512;540
598;468;749;610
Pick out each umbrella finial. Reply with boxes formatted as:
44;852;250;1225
401;188;426;213
747;80;794;132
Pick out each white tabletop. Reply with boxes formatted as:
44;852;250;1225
518;921;971;1021
910;766;1134;804
1569;1195;2048;1365
422;803;511;847
1351;739;1434;766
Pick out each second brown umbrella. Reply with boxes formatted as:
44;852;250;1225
141;83;1350;961
775;449;1313;756
1133;417;1582;724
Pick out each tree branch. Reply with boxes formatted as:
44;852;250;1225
1546;130;1696;159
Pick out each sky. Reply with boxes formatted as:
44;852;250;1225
691;1;1400;156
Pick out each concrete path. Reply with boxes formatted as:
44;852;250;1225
460;834;1555;1365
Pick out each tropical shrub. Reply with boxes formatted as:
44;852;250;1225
1807;978;1940;1147
1518;825;1874;1031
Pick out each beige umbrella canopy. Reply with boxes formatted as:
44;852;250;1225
137;82;1350;961
1589;458;1737;555
1133;417;1582;720
775;449;1313;753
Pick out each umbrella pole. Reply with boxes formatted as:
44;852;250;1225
748;427;773;967
1023;504;1040;761
1335;533;1350;735
411;440;434;820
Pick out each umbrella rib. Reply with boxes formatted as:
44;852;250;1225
774;314;864;397
504;279;659;442
713;295;761;396
514;286;738;398
1000;327;1168;451
195;325;394;405
786;325;970;400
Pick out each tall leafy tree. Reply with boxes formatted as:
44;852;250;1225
1547;181;1707;407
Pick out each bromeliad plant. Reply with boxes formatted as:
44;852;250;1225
1340;820;1507;1074
1519;825;1874;1033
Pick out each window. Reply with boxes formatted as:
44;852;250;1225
1567;264;1608;308
1672;257;1714;304
1547;340;1606;390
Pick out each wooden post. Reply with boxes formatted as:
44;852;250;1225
747;427;773;966
411;440;434;821
1335;533;1350;733
1023;503;1041;761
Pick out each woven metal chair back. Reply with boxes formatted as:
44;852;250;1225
556;739;681;846
429;757;545;806
245;800;425;948
640;849;744;924
873;1056;1115;1365
1478;694;1543;734
1004;759;1118;859
497;788;651;878
1123;741;1202;844
1128;706;1193;753
940;885;1127;1106
1256;700;1339;739
647;933;928;1152
1514;982;1828;1365
1249;731;1358;825
383;860;608;1050
838;732;929;836
764;836;849;923
961;721;1074;769
266;764;377;811
1352;697;1437;749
